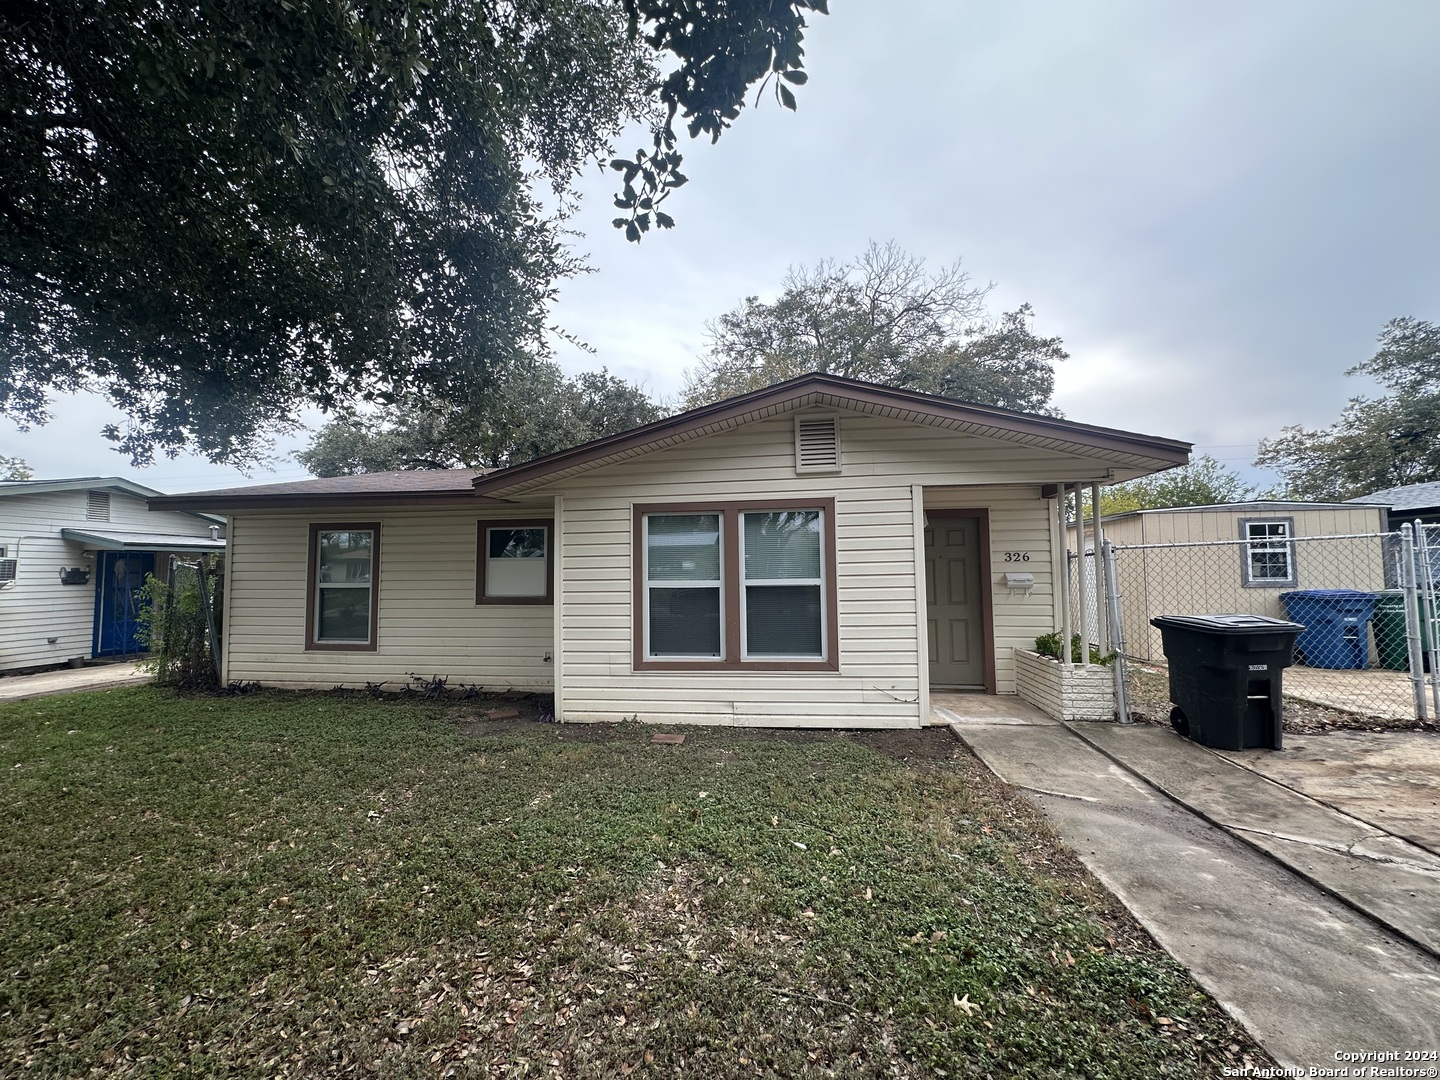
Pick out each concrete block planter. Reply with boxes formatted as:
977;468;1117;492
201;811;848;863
1014;648;1115;721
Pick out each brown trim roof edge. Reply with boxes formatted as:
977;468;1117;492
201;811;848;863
470;373;1192;497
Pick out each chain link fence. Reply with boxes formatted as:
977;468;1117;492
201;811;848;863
1076;524;1440;726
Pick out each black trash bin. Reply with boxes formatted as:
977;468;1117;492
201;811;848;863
1149;614;1305;751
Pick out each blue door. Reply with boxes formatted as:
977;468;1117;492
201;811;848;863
93;552;155;657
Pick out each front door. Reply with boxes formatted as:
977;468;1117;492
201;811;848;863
94;551;155;657
926;516;986;688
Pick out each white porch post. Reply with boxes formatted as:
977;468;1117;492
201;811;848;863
552;494;564;722
911;485;931;725
1060;485;1073;667
1074;483;1091;667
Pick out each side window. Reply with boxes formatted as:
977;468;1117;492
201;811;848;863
478;521;553;604
308;525;379;649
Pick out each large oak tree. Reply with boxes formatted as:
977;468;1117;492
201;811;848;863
1255;317;1440;501
296;360;664;474
681;242;1069;415
1;0;825;465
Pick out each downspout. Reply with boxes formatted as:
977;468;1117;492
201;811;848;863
912;485;930;725
552;495;564;723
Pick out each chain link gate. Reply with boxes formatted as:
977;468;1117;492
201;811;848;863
1088;523;1440;727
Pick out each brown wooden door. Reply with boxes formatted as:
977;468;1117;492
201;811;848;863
926;517;986;688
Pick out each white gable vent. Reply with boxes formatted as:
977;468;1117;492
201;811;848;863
86;490;110;521
794;413;841;474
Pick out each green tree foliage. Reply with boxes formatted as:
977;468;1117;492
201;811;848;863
0;455;34;480
681;243;1067;414
1255;317;1440;501
1093;455;1258;518
1;1;823;466
296;361;664;475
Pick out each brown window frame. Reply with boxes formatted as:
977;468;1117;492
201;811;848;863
476;519;555;605
305;522;381;652
632;498;839;673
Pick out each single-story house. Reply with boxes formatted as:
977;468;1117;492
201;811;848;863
1077;501;1388;663
0;477;226;671
149;374;1189;727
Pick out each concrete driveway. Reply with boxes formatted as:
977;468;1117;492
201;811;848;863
948;702;1440;1070
1218;730;1440;854
0;661;150;701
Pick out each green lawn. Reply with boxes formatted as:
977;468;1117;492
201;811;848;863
0;688;1268;1077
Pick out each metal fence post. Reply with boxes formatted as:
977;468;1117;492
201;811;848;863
196;557;222;685
1401;524;1427;721
1103;540;1131;724
1416;521;1440;718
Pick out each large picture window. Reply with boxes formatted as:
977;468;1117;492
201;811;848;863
478;520;553;604
1240;518;1296;587
307;524;379;650
634;500;837;671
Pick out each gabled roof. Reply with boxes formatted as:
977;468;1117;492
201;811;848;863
0;476;166;501
0;476;223;523
470;373;1191;498
148;469;496;513
1348;481;1440;513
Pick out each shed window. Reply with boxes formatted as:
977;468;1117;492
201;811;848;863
307;524;379;649
1240;518;1296;587
635;500;837;671
478;521;553;604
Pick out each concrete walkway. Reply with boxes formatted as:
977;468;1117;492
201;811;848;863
950;707;1440;1069
0;661;150;702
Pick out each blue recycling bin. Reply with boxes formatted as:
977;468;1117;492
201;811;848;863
1279;589;1378;669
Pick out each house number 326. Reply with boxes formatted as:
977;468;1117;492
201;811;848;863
1003;552;1030;562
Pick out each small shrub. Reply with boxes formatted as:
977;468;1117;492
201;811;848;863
1034;632;1116;666
137;558;223;689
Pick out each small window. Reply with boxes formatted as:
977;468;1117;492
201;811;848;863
1240;518;1296;587
307;524;379;649
478;521;553;604
86;490;111;521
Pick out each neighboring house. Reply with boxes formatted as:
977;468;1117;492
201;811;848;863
1348;481;1440;530
1078;501;1388;663
0;478;225;671
149;374;1189;728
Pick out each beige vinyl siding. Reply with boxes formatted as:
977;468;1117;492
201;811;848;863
225;508;554;690
547;411;1087;728
0;490;217;670
1089;505;1388;662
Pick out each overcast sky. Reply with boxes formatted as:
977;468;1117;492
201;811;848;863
5;0;1439;494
